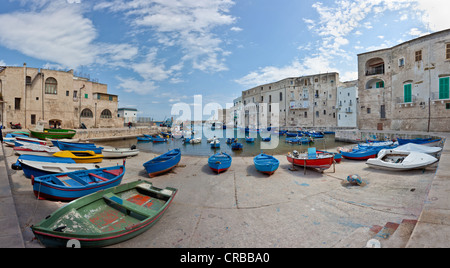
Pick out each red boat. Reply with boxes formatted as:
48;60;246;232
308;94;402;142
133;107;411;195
287;150;335;171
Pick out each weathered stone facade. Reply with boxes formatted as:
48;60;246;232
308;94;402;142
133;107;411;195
0;64;122;129
358;29;450;132
241;73;341;129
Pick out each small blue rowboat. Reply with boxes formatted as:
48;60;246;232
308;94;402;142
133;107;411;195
397;138;442;146
210;139;220;148
208;153;232;174
152;137;168;143
137;136;152;142
254;154;279;175
261;137;271;142
286;132;298;137
143;149;181;178
340;147;383;160
231;143;243;150
245;137;255;143
31;165;125;201
54;141;103;154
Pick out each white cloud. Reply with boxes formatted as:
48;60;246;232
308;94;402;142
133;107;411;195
0;1;138;70
95;0;237;73
0;4;97;68
230;27;243;32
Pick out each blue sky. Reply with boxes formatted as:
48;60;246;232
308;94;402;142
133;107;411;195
1;0;449;120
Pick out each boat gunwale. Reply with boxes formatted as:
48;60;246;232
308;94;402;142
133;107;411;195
31;183;178;246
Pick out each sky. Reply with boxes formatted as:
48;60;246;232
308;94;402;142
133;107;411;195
1;0;450;120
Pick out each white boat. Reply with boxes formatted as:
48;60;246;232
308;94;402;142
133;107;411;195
393;143;442;156
189;138;202;144
366;149;439;171
13;143;60;156
102;147;139;158
18;159;98;176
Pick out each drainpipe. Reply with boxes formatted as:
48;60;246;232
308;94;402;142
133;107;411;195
23;63;27;128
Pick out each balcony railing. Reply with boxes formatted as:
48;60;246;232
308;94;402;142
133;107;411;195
396;96;417;106
366;65;385;76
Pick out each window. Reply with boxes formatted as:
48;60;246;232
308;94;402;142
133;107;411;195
376;81;384;88
85;93;88;99
316;111;319;118
439;77;450;100
45;77;57;94
100;109;112;119
404;84;412;103
415;50;422;62
15;98;21;110
31;114;36;125
446;103;450;110
380;105;386;119
399;58;405;67
66;91;69;97
280;92;283;101
81;108;93;118
446;44;450;60
304;112;307;118
367;108;371;114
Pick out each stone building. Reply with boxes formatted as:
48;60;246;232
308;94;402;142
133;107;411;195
0;63;122;129
357;29;450;132
241;73;340;129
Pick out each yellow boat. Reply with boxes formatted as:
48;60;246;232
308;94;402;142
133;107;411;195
53;151;103;163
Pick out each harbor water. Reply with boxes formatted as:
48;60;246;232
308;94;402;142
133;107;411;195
97;127;354;157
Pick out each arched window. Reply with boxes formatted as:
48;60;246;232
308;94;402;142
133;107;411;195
45;77;57;94
81;108;93;118
100;109;112;119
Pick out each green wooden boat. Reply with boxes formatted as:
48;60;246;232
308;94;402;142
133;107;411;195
30;128;76;139
31;180;177;248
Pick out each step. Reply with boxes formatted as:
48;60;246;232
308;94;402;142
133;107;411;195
382;219;418;248
374;222;400;240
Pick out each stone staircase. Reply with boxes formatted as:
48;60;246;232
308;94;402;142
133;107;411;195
333;219;418;248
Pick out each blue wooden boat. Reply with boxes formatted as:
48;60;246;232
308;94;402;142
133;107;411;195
31;165;125;201
208;153;232;174
245;137;255;143
254;154;279;175
137;136;152;142
231;142;243;150
261;137;271;142
317;150;342;163
152;137;168;143
340;146;383;160
54;141;103;154
143;149;181;178
226;138;236;144
210;139;220;148
286;132;298;137
397;138;442;146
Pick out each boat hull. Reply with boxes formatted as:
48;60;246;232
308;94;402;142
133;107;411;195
254;154;280;175
102;149;139;159
208;153;232;174
143;149;181;178
286;155;334;170
30;129;76;140
31;180;177;248
366;150;439;171
32;165;125;201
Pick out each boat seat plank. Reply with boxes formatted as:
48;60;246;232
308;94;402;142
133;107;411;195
54;175;84;187
88;173;109;182
103;193;156;218
103;168;123;176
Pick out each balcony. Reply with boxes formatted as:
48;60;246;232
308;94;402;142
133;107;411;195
396;96;417;107
290;101;309;110
365;58;385;76
431;92;450;104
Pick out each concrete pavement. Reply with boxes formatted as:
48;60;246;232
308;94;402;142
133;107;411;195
0;132;449;248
